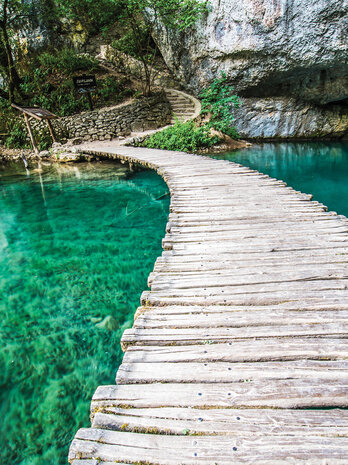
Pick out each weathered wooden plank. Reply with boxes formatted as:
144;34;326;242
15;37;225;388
134;310;348;328
151;262;348;277
116;360;348;384
168;212;339;223
144;278;348;294
135;302;348;317
91;407;348;437
69;428;348;464
148;268;348;287
141;289;348;307
154;256;348;273
149;272;348;291
169;206;328;215
121;323;348;348
163;229;348;242
92;381;348;409
160;247;348;261
165;240;348;254
166;221;348;234
123;339;348;363
142;279;348;298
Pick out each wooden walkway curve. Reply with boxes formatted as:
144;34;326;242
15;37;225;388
69;145;348;464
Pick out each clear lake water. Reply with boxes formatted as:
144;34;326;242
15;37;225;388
0;160;169;464
208;141;348;218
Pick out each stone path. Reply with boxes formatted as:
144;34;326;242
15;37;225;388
68;145;348;464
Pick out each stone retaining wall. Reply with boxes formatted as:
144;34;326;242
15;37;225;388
31;93;172;144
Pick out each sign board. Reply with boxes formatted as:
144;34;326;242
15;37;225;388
11;104;58;121
11;104;58;153
73;75;97;94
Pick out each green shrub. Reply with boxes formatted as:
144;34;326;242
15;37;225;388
97;76;134;103
200;71;240;138
5;121;29;149
38;48;99;75
142;119;219;152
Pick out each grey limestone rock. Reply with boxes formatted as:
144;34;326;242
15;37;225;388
234;97;348;139
152;0;348;138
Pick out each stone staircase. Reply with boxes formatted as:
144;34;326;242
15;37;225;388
164;88;201;123
94;45;201;125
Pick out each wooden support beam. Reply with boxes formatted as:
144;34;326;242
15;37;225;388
23;113;38;154
46;119;56;143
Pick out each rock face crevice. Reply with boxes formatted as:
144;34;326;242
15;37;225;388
152;0;348;139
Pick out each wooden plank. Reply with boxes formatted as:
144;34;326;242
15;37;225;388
121;323;348;348
91;407;348;437
145;278;348;294
134;310;348;329
123;339;348;363
148;266;348;285
116;360;348;384
154;257;348;273
160;247;348;260
165;240;348;253
141;279;348;300
169;205;328;214
149;272;348;291
163;229;348;242
92;381;348;409
141;289;348;307
152;260;348;275
167;212;339;222
135;302;348;317
166;221;348;234
69;428;348;464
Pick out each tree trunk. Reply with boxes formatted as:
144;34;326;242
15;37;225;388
0;0;22;102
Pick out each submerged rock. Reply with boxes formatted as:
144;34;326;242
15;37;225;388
95;315;119;331
152;0;348;139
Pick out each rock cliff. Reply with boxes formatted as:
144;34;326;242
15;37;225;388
153;0;348;139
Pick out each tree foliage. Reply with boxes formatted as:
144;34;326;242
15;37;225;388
200;71;240;138
0;0;207;102
111;0;208;95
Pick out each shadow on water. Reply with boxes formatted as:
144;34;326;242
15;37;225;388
208;141;348;218
0;160;169;464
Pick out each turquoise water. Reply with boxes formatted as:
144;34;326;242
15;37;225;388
209;141;348;217
0;160;169;464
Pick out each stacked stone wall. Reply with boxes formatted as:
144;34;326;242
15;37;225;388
30;94;172;144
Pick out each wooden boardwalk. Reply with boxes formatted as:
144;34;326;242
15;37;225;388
69;146;348;464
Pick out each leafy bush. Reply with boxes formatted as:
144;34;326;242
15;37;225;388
140;73;241;153
97;76;134;103
142;119;219;152
38;48;99;75
3;113;52;151
4;117;29;149
200;71;240;138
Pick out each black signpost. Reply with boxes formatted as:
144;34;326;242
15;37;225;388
73;74;97;110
